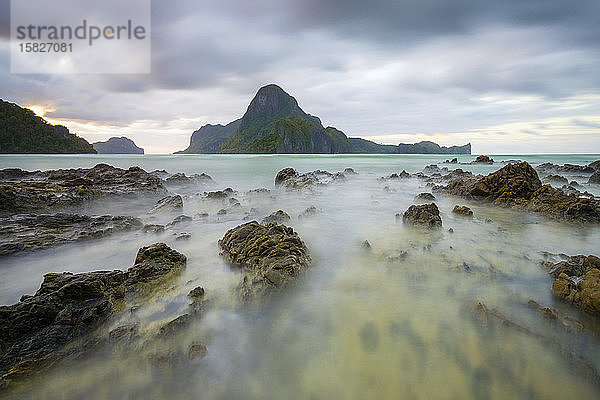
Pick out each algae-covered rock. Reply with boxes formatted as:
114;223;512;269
0;243;186;386
402;203;442;228
218;221;311;299
527;185;600;222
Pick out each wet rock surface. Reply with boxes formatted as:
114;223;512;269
544;254;600;316
261;210;291;224
0;213;144;257
537;162;595;174
0;243;186;386
472;155;494;164
149;195;183;214
402;203;442;228
414;193;436;202
274;168;348;189
452;205;473;217
439;162;600;222
218;221;311;299
0;164;167;215
589;171;600;184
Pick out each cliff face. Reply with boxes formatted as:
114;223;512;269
176;85;470;154
93;137;144;154
396;141;471;154
0;99;95;154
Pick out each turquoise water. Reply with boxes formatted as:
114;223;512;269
1;154;600;399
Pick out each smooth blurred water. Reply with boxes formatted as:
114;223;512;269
1;154;600;400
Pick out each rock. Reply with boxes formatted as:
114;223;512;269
166;215;192;227
344;168;357;175
589;171;600;184
388;171;411;179
188;341;208;360
452;205;473;217
472;155;494;164
156;314;192;338
414;193;436;202
275;168;347;189
298;205;320;219
109;324;139;343
588;160;600;171
188;286;205;299
544;174;569;185
0;243;186;385
361;240;371;250
262;210;291;224
448;228;454;233
547;254;600;317
537;163;595;174
527;185;600;222
165;172;213;186
444;158;458;164
402;203;442;228
175;233;192;241
149;195;183;213
206;188;234;199
143;224;165;234
0;214;144;257
423;165;447;175
218;221;311;299
0;164;167;215
216;209;227;215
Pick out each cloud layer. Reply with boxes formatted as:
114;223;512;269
1;0;599;153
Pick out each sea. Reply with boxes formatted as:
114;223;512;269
1;153;599;399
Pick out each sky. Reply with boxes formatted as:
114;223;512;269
1;0;599;154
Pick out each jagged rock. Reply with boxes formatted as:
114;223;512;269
414;193;436;202
537;163;595;174
262;210;291;224
166;215;192;227
275;168;347;189
0;164;167;215
0;243;186;385
0;214;143;257
361;240;371;250
344;168;357;175
546;254;600;317
218;221;311;299
205;188;234;199
188;286;205;299
382;171;411;180
175;233;192;241
149;195;183;213
216;209;227;215
589;171;600;184
143;224;165;233
423;165;447;175
472;155;494;164
444;158;458;164
588;160;600;171
544;174;569;185
527;185;600;222
452;205;473;217
156;314;192;338
402;203;442;228
165;173;213;185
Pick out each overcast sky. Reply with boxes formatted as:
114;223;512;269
1;0;599;153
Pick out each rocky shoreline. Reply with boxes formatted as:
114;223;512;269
0;158;599;392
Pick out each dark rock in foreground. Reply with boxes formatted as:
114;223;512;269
0;164;167;215
218;221;311;299
402;203;442;228
0;243;186;386
0;213;143;257
438;162;600;222
546;254;600;317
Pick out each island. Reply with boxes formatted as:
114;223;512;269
93;137;145;154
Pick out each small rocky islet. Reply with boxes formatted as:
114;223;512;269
0;157;599;393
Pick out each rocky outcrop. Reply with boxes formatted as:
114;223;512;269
452;205;473;217
546;255;600;316
0;213;143;257
438;162;600;222
402;203;442;228
0;243;186;386
218;221;311;299
536;163;595;174
274;168;347;189
0;164;167;215
164;172;213;186
589;171;600;184
472;155;494;164
415;193;436;202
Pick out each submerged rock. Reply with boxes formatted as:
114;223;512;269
0;243;186;386
402;203;442;228
544;174;569;185
274;168;348;189
205;188;234;199
414;193;436;202
452;205;473;217
165;172;213;186
261;210;291;224
218;221;311;299
0;213;144;257
298;205;320;219
537;162;595;174
0;164;167;215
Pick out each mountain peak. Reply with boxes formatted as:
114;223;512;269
244;84;300;120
